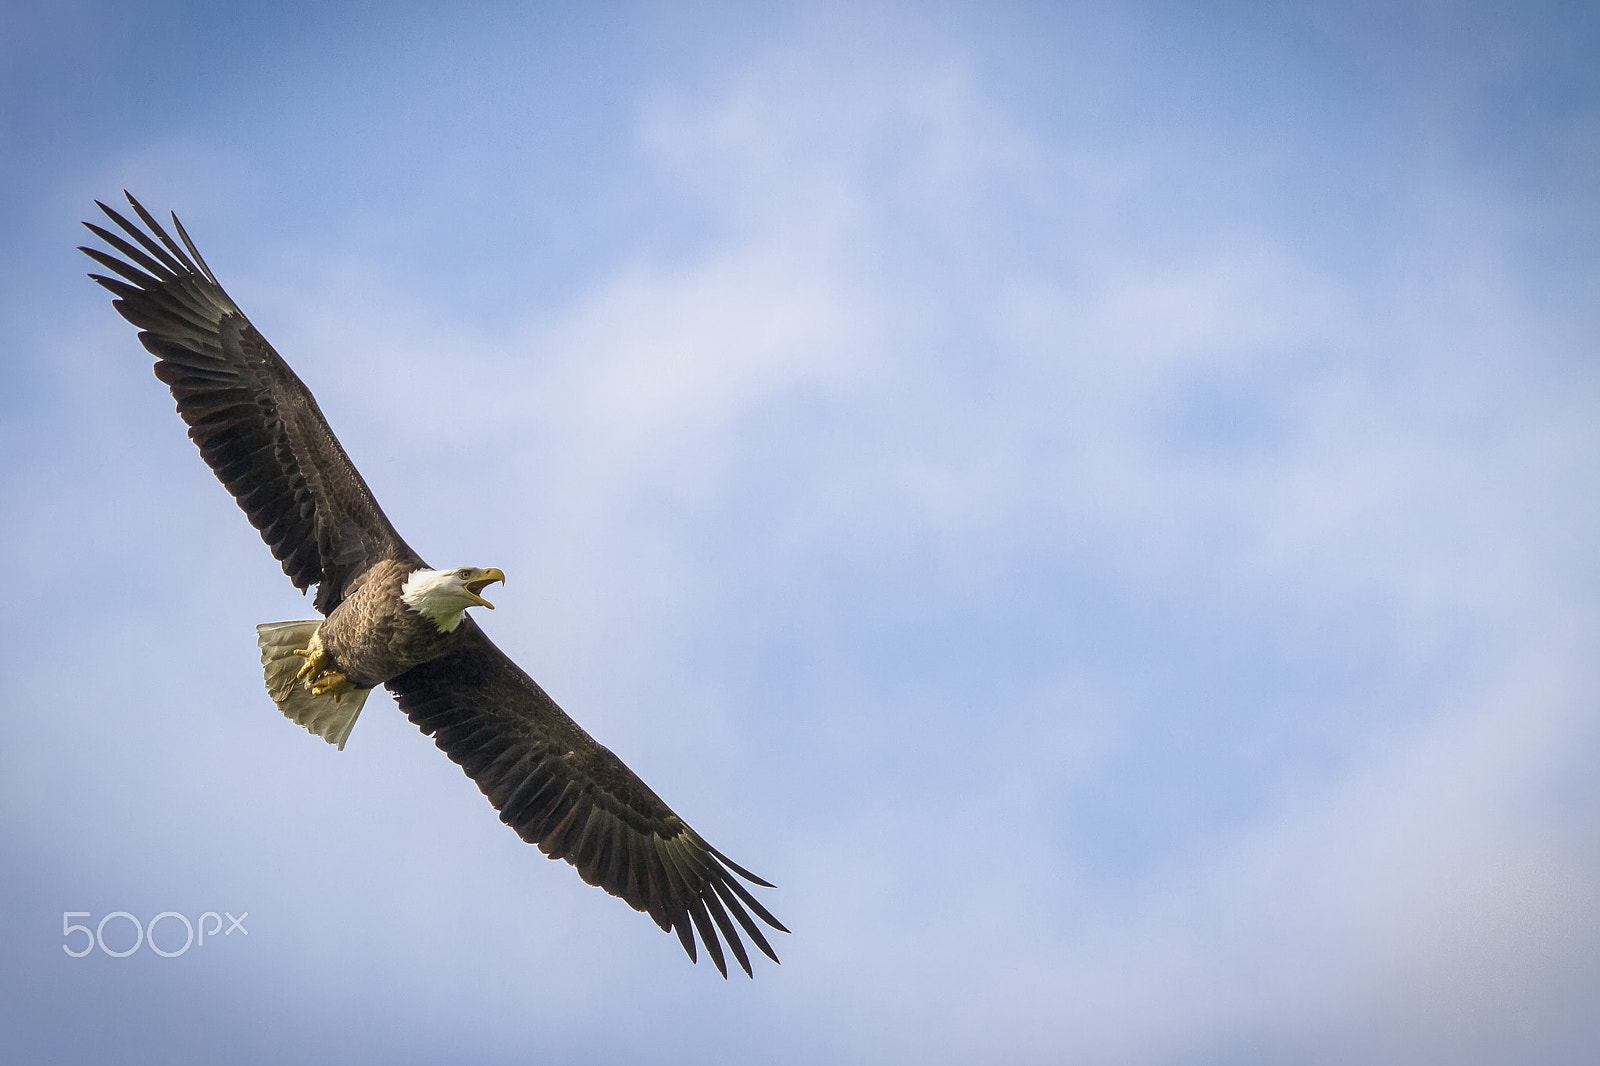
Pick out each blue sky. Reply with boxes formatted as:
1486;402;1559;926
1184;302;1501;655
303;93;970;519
3;2;1598;1062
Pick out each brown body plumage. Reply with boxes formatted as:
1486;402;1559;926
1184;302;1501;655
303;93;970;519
81;193;786;978
316;558;464;687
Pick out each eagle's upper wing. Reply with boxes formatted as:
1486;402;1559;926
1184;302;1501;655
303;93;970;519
80;193;415;614
387;620;788;977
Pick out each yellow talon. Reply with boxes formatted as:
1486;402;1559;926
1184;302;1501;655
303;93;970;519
311;670;351;702
294;646;327;684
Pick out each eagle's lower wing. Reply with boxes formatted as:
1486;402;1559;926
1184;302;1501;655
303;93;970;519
386;620;787;977
80;194;414;613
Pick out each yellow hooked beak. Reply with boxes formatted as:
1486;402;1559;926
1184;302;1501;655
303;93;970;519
463;567;505;609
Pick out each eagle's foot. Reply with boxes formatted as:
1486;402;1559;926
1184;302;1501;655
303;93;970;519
310;670;353;702
294;646;327;684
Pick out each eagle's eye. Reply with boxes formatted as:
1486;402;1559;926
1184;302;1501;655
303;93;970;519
457;568;472;578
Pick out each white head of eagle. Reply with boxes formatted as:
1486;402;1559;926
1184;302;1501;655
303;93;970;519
401;566;507;632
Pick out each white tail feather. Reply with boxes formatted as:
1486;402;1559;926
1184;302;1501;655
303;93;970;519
255;620;372;750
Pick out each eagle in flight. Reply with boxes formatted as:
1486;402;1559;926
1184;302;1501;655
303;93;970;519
81;193;785;978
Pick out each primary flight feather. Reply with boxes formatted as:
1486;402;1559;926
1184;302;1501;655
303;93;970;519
81;193;785;978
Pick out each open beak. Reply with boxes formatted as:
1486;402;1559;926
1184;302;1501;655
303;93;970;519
464;567;505;609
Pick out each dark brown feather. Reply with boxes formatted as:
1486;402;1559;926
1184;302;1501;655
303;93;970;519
80;193;416;612
388;620;786;976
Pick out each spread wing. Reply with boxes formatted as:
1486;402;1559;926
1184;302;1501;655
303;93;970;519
80;193;415;614
388;620;788;977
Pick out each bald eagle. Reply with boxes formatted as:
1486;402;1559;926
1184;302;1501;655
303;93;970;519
81;193;785;978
